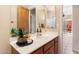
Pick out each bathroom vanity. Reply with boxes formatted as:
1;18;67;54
10;6;59;54
10;32;59;54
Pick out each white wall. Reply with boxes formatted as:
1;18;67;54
10;5;17;29
73;6;79;53
0;6;17;53
0;6;11;53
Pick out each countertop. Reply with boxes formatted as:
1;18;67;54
10;31;59;54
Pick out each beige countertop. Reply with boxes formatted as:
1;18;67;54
10;31;59;54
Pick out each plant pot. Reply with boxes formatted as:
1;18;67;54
16;37;33;47
16;37;27;47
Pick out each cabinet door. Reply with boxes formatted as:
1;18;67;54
45;46;54;54
17;6;29;31
44;40;54;52
54;37;58;54
49;46;54;54
54;43;58;54
31;47;43;54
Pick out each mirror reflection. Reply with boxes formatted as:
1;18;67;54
17;5;56;34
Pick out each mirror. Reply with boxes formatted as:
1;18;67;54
46;6;56;28
36;5;56;29
36;6;46;28
17;5;56;34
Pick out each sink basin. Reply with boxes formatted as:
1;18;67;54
31;32;57;40
36;33;50;39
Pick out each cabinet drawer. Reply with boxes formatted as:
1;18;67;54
44;40;54;52
31;47;43;54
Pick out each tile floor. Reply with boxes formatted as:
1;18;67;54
63;32;73;54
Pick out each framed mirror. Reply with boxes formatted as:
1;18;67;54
17;5;56;34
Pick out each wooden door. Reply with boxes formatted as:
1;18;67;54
17;6;29;31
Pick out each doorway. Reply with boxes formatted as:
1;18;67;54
62;5;73;54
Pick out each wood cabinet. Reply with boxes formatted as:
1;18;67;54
45;46;54;54
11;47;19;54
11;36;58;54
31;37;58;54
43;40;54;52
54;37;58;54
54;43;58;54
31;47;43;54
43;40;54;54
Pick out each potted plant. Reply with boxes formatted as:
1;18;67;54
16;28;32;46
16;28;25;43
11;28;17;37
